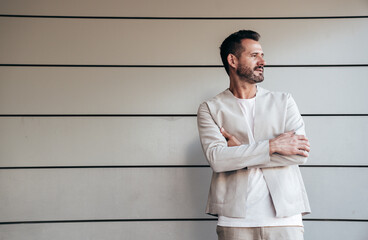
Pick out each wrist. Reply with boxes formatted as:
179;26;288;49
269;139;275;155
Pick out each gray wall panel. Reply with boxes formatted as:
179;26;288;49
304;221;368;240
307;116;368;166
0;67;228;114
0;168;212;221
0;221;367;240
0;117;204;167
0;0;367;17
1;18;367;65
1;116;367;167
261;67;368;115
0;168;367;222
302;167;368;220
1;67;367;114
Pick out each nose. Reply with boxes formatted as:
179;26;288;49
258;56;266;66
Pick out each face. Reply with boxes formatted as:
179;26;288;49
235;39;266;83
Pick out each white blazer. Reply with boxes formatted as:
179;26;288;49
197;87;311;218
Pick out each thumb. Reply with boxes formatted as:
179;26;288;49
220;127;232;138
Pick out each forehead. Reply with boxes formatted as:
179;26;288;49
241;39;263;54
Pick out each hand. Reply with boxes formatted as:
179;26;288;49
269;131;310;157
220;127;241;147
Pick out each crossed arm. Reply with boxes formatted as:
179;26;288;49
221;127;310;157
197;95;310;172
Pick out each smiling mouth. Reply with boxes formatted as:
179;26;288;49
255;66;264;73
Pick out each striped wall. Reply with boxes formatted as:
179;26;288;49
0;0;367;239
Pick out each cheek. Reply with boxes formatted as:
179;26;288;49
241;60;254;68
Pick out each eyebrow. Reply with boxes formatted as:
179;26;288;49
250;52;264;56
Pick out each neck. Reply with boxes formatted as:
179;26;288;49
229;76;257;99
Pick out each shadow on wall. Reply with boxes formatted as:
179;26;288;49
185;136;213;210
185;135;207;166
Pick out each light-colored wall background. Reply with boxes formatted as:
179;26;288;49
0;1;367;239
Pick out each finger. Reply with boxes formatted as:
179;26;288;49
298;139;310;147
296;135;308;141
220;127;232;139
297;150;309;157
299;145;311;152
233;137;241;146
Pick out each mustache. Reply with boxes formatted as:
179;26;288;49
254;66;264;70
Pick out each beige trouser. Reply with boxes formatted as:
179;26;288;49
216;225;304;240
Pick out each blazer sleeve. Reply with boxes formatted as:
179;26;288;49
197;102;271;173
249;94;308;168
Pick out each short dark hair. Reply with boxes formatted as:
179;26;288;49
220;30;261;75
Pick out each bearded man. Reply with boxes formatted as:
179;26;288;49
197;30;311;240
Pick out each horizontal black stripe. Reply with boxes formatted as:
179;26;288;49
0;64;222;68
302;114;368;117
302;165;368;168
303;218;368;222
0;165;210;169
0;219;216;225
0;114;197;117
0;218;366;225
1;64;367;68
0;14;367;20
0;114;367;117
1;165;367;169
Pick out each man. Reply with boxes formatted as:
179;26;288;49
197;30;311;240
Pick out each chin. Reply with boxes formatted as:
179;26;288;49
253;77;264;83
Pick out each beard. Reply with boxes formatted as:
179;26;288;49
236;65;264;84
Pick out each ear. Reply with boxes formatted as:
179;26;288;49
227;54;238;69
